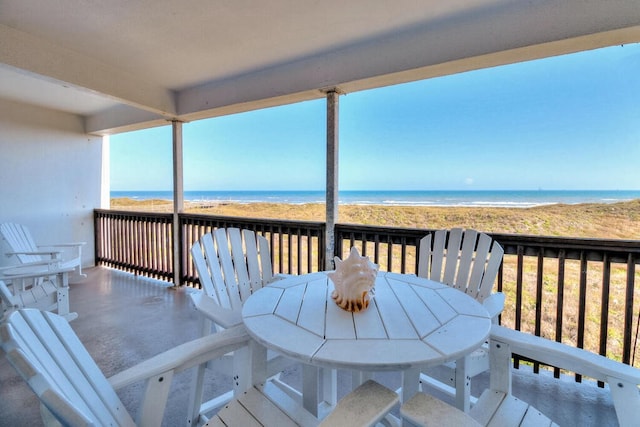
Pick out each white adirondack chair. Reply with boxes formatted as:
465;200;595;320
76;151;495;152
417;228;505;412
0;222;86;277
402;324;640;426
0;262;77;321
188;227;301;425
0;308;398;427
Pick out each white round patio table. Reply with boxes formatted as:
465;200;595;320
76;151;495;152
242;270;491;417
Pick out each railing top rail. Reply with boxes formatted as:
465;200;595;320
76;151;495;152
181;213;326;231
491;232;640;252
95;209;174;221
335;223;640;253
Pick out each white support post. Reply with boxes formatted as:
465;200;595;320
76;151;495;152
172;120;184;286
325;90;339;271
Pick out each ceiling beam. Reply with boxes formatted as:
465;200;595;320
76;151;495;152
176;0;640;121
0;24;177;118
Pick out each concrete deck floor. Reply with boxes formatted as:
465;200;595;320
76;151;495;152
0;267;620;426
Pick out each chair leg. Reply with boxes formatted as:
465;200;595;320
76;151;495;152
322;368;337;407
186;363;208;426
56;286;70;317
455;356;471;412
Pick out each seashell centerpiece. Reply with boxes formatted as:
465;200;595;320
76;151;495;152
328;246;379;312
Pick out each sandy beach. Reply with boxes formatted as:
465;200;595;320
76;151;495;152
110;198;640;240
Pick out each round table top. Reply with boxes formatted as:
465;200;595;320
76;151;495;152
242;271;491;371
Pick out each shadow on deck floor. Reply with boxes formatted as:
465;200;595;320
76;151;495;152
0;267;619;426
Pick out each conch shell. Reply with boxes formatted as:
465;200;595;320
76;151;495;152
328;246;379;312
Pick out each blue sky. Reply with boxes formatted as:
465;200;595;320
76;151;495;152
110;44;640;191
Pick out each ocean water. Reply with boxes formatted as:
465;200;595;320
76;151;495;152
110;190;640;208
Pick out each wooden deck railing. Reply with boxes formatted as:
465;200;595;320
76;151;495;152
334;223;640;378
94;210;174;281
94;210;640;374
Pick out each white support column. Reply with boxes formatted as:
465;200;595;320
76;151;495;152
172;120;184;286
325;90;339;270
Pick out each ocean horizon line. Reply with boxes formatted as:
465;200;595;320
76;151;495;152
110;189;640;209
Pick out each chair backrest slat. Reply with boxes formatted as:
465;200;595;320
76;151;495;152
228;228;251;301
478;240;504;301
455;228;478;290
242;229;262;293
429;231;447;282
0;280;18;307
191;237;219;306
214;228;243;310
201;233;232;309
257;234;273;285
417;234;432;279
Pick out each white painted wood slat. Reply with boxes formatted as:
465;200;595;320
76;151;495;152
467;232;491;299
243;315;324;362
373;275;417;339
236;386;300;426
387;276;441;338
443;227;464;287
456;228;478;291
228;228;251;301
325;281;357;339
297;278;328;337
215;228;243;310
353;297;387;339
199;233;229;308
275;284;305;323
257;234;273;284
243;229;262;292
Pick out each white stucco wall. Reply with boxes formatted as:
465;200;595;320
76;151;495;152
0;98;103;270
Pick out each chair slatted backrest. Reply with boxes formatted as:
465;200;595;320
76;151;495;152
418;228;504;302
191;228;274;311
0;309;134;426
0;279;58;313
0;280;18;308
0;223;41;264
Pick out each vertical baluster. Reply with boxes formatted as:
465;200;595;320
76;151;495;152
167;217;174;279
576;251;588;383
514;245;524;369
277;225;284;274
533;249;544;374
623;253;635;365
296;229;302;274
400;237;407;274
598;253;611;387
554;250;566;378
306;229;314;273
373;234;380;266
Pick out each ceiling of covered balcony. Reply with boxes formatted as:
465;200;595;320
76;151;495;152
1;0;639;135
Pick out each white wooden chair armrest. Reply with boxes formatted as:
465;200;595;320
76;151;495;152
38;242;86;248
5;250;63;258
0;259;62;272
0;265;74;281
490;325;640;427
319;380;399;427
482;292;505;321
490;325;640;384
108;325;249;390
190;292;243;329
